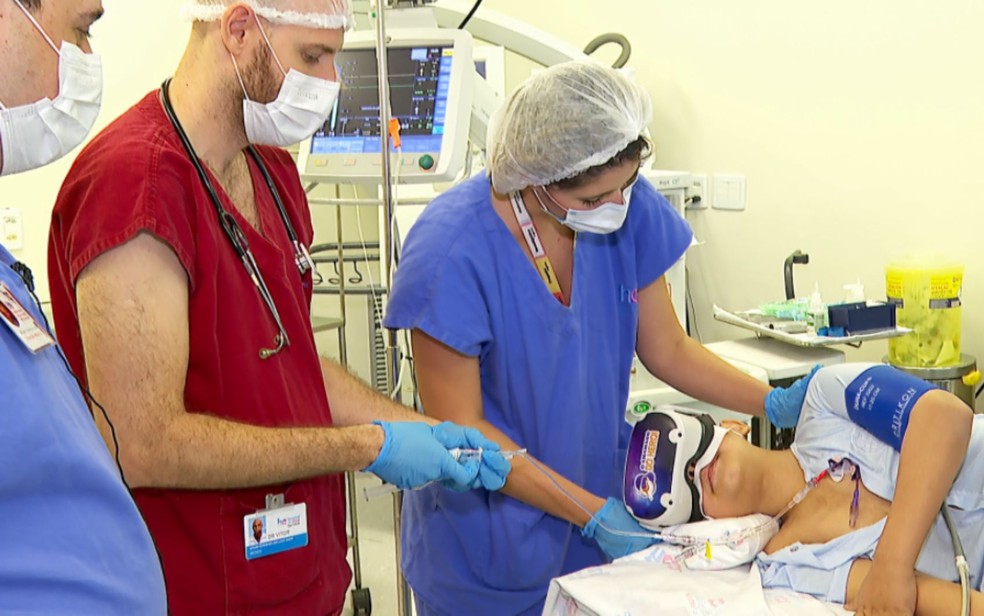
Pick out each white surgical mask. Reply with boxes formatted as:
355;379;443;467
231;16;340;147
0;1;102;177
535;182;634;235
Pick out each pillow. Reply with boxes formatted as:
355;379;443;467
619;513;779;571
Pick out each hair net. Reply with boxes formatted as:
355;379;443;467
180;0;352;31
487;60;652;194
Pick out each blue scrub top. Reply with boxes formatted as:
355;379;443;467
0;244;166;615
385;173;693;615
758;363;984;601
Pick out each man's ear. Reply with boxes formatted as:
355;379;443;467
720;420;750;437
220;3;257;56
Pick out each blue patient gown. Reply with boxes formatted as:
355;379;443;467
384;173;692;615
757;362;984;603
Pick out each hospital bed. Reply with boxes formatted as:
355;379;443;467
543;544;852;616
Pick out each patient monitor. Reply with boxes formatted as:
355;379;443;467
300;28;498;185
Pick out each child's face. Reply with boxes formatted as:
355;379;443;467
698;429;761;519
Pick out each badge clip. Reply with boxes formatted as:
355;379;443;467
264;493;285;511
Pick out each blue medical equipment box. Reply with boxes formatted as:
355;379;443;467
826;301;896;335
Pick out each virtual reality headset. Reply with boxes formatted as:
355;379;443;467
623;405;727;529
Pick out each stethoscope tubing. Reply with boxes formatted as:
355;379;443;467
159;78;304;358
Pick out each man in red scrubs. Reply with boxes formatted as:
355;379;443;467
47;1;510;614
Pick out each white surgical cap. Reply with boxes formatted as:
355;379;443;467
180;0;352;31
487;60;653;194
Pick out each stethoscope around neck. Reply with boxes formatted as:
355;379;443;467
159;78;321;359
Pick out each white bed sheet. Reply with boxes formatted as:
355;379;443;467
542;546;852;616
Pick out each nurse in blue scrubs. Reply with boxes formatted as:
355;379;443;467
384;60;813;616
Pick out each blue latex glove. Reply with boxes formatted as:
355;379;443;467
581;497;660;560
364;421;512;491
430;422;512;491
764;364;821;428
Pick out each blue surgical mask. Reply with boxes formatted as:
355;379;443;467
534;183;634;235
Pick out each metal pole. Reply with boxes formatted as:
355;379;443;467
335;187;349;371
372;3;413;614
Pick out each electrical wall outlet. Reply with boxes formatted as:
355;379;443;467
712;173;746;210
687;174;708;209
1;208;24;251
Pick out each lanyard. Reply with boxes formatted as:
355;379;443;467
509;191;565;304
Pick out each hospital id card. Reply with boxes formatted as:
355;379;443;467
0;282;54;353
244;503;309;561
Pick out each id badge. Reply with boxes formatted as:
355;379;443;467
0;282;54;353
244;502;309;561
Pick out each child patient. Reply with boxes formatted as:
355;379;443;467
633;363;983;615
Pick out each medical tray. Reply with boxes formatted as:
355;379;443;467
713;305;910;348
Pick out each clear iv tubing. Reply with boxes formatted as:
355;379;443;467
667;467;827;562
509;454;784;556
523;454;832;558
364;449;801;559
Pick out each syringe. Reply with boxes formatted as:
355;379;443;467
363;448;527;500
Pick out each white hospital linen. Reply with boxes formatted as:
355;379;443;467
757;362;984;603
543;554;772;616
542;546;851;616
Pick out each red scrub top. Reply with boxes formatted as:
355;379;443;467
48;92;350;615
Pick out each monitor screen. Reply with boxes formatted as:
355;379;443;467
311;46;453;155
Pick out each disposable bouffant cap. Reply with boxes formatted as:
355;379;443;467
180;0;352;30
487;60;652;194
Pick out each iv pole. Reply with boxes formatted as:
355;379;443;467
371;2;414;614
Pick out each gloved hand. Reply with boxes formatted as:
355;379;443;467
764;364;821;428
430;422;512;491
364;421;512;492
581;497;660;560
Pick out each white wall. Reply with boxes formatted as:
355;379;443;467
5;0;984;371
490;0;984;365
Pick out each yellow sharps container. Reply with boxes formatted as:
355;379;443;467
886;257;964;367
